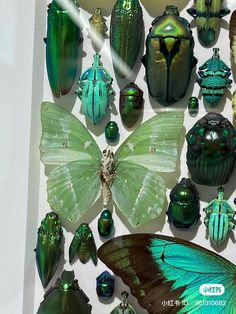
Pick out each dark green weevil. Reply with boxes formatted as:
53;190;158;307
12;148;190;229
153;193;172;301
142;5;197;106
187;0;230;47
167;178;200;230
110;0;144;78
35;212;63;288
37;271;92;314
69;223;97;265
45;0;83;98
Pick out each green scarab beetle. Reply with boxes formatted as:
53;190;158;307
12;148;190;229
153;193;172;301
45;0;82;98
197;48;232;106
188;96;199;116
187;0;230;47
110;0;144;78
37;271;92;314
142;5;197;106
167;178;200;230
119;82;143;128
204;187;236;245
76;53;113;124
69;223;97;265
88;8;107;51
186;112;236;186
35;212;63;288
96;270;115;299
98;209;114;237
105;121;119;142
110;291;136;314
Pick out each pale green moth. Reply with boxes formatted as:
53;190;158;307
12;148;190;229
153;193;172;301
40;102;184;228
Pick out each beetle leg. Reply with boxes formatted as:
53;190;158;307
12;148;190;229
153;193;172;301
204;218;209;227
229;222;235;230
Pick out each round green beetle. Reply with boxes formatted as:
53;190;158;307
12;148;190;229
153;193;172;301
105;121;119;141
98;209;114;237
167;178;200;230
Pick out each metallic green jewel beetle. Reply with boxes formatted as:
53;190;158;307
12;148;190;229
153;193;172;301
110;291;136;314
142;5;197;106
35;212;63;288
167;178;200;230
69;223;97;265
45;0;83;98
37;270;92;314
88;8;108;51
187;0;230;47
204;187;236;245
105;121;119;142
110;0;144;78
76;53;113;124
98;209;114;237
197;48;232;106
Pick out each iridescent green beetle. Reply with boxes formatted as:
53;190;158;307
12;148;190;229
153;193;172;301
110;0;144;78
45;0;82;98
98;209;114;237
35;212;63;288
167;178;200;230
187;0;230;47
142;5;197;106
76;53;113;124
204;187;236;245
69;223;97;265
37;271;92;314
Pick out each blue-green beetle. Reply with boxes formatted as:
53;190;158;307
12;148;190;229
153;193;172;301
76;53;113;124
142;5;197;106
45;0;83;98
197;48;232;106
204;187;235;245
187;0;230;47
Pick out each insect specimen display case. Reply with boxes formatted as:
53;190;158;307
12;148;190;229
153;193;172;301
14;0;236;313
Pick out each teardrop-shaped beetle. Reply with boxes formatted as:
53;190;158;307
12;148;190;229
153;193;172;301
69;223;97;265
98;209;114;237
45;0;83;98
96;270;115;299
110;291;136;314
186;112;236;186
37;271;92;314
119;82;143;128
167;178;200;230
142;5;197;106
197;48;232;106
88;8;107;51
35;212;63;288
187;0;230;47
110;0;144;78
76;53;113;124
204;187;236;245
229;10;236;64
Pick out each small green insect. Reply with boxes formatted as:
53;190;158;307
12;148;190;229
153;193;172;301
96;270;114;299
188;96;199;116
69;223;97;265
35;212;63;288
105;121;119;142
204;187;236;245
37;271;92;314
110;291;136;314
98;210;114;237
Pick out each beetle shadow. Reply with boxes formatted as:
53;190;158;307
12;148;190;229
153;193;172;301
207;230;236;253
97;293;115;305
79;0;116;16
169;219;202;241
140;0;190;18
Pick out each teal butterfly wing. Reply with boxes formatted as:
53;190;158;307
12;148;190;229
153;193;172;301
98;234;236;314
40;102;102;221
112;111;184;228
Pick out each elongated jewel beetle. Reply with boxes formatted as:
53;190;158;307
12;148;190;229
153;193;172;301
167;178;200;230
230;10;236;64
69;223;97;265
88;8;107;51
119;82;143;128
35;212;63;288
197;48;232;106
37;270;92;314
204;187;236;245
110;0;144;78
96;271;115;299
142;5;197;106
45;0;83;98
98;209;114;237
110;291;136;314
187;0;230;47
186;112;236;186
76;53;113;124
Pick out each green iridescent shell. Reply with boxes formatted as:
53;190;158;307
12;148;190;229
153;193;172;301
96;271;114;299
98;210;114;237
35;212;63;288
69;223;97;265
37;271;92;314
187;0;230;47
105;121;119;141
188;97;199;116
45;0;82;98
142;5;197;106
204;187;236;245
110;0;144;78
